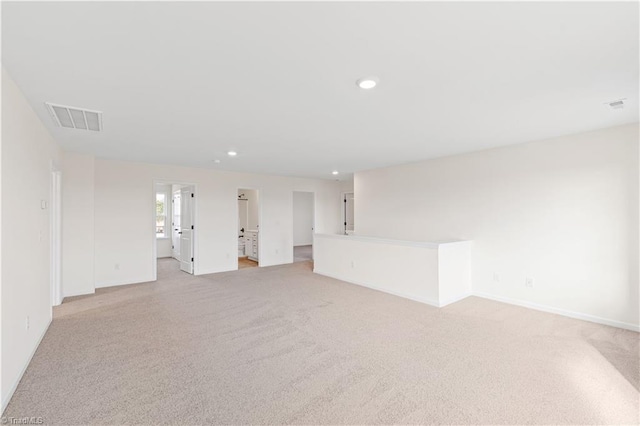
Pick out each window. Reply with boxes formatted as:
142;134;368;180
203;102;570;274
156;193;167;238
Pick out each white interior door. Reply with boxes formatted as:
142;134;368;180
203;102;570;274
344;192;355;233
180;186;194;274
172;190;181;259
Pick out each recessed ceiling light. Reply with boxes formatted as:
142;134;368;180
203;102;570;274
227;151;237;157
332;170;339;175
213;159;221;163
357;77;378;89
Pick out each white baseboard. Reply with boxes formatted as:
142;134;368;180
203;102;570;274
95;276;152;289
438;292;472;307
1;318;52;414
62;289;95;300
314;269;441;308
473;291;639;332
312;269;638;332
197;266;237;275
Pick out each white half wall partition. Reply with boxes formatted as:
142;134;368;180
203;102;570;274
313;234;471;307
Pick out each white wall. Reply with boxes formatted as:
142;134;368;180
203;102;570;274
340;177;354;194
61;152;94;297
1;68;62;411
293;191;314;246
88;159;343;287
355;124;639;329
0;69;3;414
155;183;172;258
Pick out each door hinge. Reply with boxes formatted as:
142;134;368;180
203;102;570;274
344;222;347;226
191;257;194;262
191;193;194;198
191;225;194;230
172;245;174;249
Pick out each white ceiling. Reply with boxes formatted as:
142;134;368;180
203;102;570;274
2;1;638;180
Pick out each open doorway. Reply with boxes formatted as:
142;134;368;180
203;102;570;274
154;182;196;279
292;191;314;262
238;188;259;269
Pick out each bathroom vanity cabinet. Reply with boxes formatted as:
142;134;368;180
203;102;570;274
245;230;259;261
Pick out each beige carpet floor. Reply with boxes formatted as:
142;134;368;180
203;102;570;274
4;259;639;425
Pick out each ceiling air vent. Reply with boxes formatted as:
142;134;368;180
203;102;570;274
45;103;103;131
605;99;626;110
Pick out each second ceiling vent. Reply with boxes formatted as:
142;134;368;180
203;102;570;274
605;98;626;110
45;102;102;131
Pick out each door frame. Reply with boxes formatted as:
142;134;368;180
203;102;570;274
152;180;198;280
236;187;262;269
50;167;62;306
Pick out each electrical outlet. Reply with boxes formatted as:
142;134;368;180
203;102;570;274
351;260;355;268
525;277;535;288
275;249;279;254
493;272;500;283
114;263;120;270
26;316;30;331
